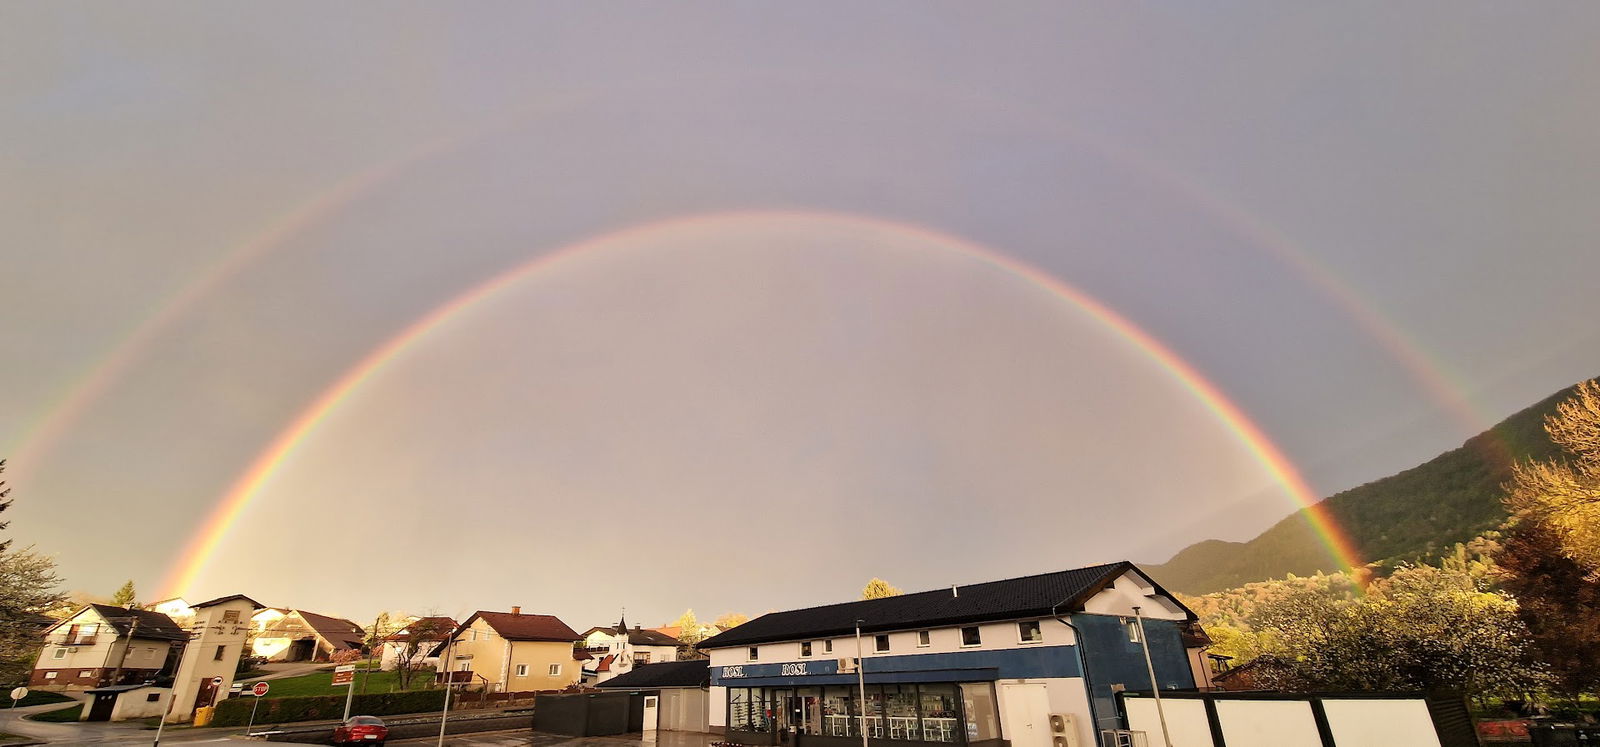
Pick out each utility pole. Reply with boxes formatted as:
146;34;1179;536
109;617;139;686
854;620;868;747
1131;607;1173;747
436;632;456;747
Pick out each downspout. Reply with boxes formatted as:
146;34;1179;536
1050;603;1101;734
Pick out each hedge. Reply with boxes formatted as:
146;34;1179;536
211;689;447;726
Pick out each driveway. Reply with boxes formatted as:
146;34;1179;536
239;661;329;682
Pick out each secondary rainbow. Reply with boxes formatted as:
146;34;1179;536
160;209;1362;598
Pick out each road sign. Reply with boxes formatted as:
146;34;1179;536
332;664;355;686
9;687;27;701
211;676;224;686
252;681;270;697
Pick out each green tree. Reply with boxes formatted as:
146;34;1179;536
860;578;902;600
1507;378;1600;571
0;460;11;554
110;580;137;608
671;609;706;644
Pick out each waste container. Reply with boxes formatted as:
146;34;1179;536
193;705;215;727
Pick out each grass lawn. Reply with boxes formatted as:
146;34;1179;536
9;690;73;707
257;666;434;699
29;703;82;722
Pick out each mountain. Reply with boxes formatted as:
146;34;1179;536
1146;379;1587;595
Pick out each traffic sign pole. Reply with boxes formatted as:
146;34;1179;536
246;681;269;735
339;665;357;722
9;687;27;708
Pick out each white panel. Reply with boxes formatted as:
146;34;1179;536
1322;699;1441;747
999;683;1051;747
1214;700;1322;747
1123;698;1214;747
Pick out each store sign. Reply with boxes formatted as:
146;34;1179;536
716;659;839;682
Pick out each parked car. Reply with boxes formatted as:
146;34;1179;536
332;715;388;745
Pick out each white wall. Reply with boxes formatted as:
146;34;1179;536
108;687;170;721
1124;698;1214;747
1080;572;1187;620
1322;699;1442;747
708;617;1080;667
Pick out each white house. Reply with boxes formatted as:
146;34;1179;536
31;605;188;690
581;618;683;685
697;561;1201;747
378;616;456;671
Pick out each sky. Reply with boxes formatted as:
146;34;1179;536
3;2;1600;630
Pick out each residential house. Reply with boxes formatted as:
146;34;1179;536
250;608;365;662
698;561;1202;747
581;618;683;685
378;615;457;671
31;605;187;690
432;607;583;692
147;598;194;622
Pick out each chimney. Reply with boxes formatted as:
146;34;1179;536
951;585;959;598
511;606;521;616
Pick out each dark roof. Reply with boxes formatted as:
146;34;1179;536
191;594;265;609
699;561;1193;649
597;659;710;690
383;616;457;642
294;610;366;648
82;605;189;642
462;610;581;642
583;625;682;647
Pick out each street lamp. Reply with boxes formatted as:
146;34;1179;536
854;620;868;747
1130;606;1173;747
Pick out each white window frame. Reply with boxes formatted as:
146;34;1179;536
1017;620;1043;644
800;641;812;658
823;640;833;654
874;634;890;653
548;663;562;676
916;630;931;648
960;626;982;648
747;646;759;662
44;672;57;680
515;664;529;677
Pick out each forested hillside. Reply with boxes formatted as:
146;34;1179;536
1147;380;1587;594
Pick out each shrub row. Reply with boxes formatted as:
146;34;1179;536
211;689;447;726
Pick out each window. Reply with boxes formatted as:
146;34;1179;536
44;672;57;680
823;640;833;654
916;631;930;647
800;641;812;658
547;663;561;676
79;670;92;678
515;664;528;677
874;635;890;653
52;648;66;659
960;626;981;647
221;610;240;623
1126;619;1142;644
457;661;472;672
747;646;759;662
146;693;161;702
1018;621;1042;643
214;645;227;661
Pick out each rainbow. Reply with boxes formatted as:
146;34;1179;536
159;209;1364;598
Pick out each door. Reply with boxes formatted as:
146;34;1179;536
192;677;218;714
1000;683;1052;747
87;692;117;721
643;695;659;733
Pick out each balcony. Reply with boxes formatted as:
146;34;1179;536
58;635;98;646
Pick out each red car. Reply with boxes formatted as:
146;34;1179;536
332;715;388;745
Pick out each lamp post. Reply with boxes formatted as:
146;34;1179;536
436;629;456;747
1130;606;1173;747
854;620;868;747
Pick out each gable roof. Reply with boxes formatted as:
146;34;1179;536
698;561;1193;649
583;625;682;647
458;610;581;643
597;659;710;690
191;594;265;609
383;616;457;642
51;605;190;642
294;610;366;648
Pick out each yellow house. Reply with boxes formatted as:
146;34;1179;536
434;607;583;692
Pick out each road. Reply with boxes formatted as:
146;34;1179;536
0;699;316;745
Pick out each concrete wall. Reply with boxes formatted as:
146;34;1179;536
1123;695;1445;747
106;687;169;721
168;598;254;722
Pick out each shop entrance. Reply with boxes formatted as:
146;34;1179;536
776;688;823;744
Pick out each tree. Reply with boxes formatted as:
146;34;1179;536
0;547;63;684
861;578;902;600
1506;379;1600;572
0;460;11;555
670;609;706;645
393;617;447;690
1497;519;1600;706
110;580;137;608
713;612;749;629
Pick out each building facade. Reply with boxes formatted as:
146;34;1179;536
250;608;365;662
379;615;457;671
166;595;261;723
698;562;1198;747
31;605;187;690
581;619;683;685
433;608;584;692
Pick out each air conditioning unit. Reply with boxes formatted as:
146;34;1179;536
837;657;858;674
1048;713;1080;747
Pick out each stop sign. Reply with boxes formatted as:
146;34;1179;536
252;682;270;697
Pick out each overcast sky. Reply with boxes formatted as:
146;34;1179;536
4;3;1599;628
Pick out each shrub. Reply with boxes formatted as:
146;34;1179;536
210;689;446;727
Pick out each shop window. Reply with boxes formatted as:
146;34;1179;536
874;635;890;653
885;684;920;740
960;626;982;647
800;641;812;658
960;682;1001;741
747;646;759;662
823;640;833;654
515;664;528;676
917;630;931;647
919;684;960;742
548;663;561;676
1018;620;1042;643
730;688;773;733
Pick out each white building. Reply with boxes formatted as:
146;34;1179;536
378;615;456;671
581;618;683;685
31;605;188;690
697;561;1201;747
